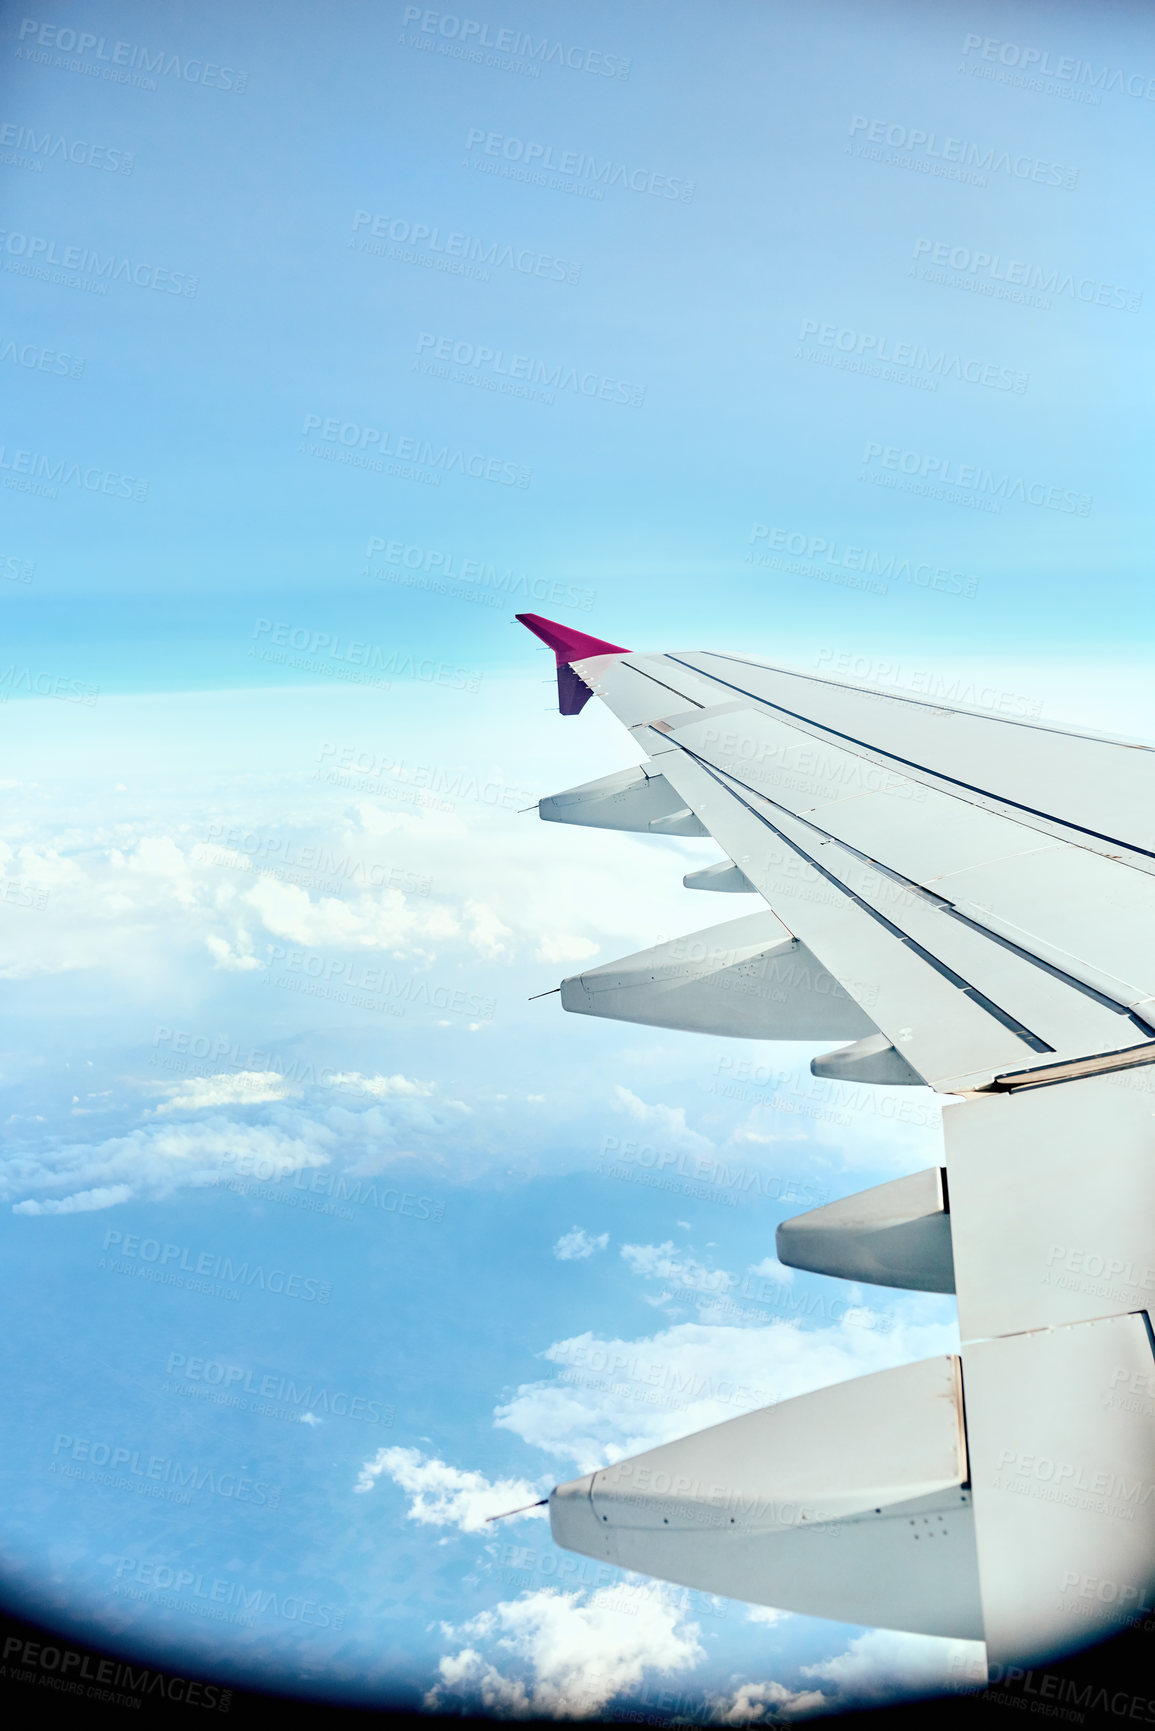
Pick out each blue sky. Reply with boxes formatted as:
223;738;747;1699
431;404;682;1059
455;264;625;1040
1;0;1153;1717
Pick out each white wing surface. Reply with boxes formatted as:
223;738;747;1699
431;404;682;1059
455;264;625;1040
518;615;1155;1670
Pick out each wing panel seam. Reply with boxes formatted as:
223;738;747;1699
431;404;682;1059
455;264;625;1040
746;790;1146;1027
662;698;1153;1031
667;654;1155;868
660;728;1142;1028
657;732;1054;1054
615;659;707;709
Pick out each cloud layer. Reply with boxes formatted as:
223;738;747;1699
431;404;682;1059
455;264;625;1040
496;1306;959;1473
426;1583;705;1719
355;1447;548;1533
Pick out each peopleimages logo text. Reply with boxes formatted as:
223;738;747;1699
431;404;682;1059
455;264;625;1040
848;116;1077;188
961;33;1155;100
113;1555;346;1628
0;229;197;294
301;413;530;487
352;210;581;283
799;319;1027;392
0;444;147;502
861;443;1091;515
400;7;630;78
101;1230;333;1302
416;331;645;405
0;1638;231;1711
465;130;694;200
0;121;134;172
748;526;976;598
912;239;1140;313
52;1433;280;1506
17;18;248;90
165;1353;392;1423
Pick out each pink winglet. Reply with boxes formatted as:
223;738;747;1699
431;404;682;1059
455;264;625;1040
515;613;629;666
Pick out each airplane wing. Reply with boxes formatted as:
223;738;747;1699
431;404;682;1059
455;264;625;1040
518;613;1155;1670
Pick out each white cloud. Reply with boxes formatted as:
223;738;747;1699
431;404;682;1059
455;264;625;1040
13;1184;133;1216
0;729;599;990
747;1255;794;1287
122;835;198;904
726;1074;948;1177
243;874;459;952
4;1074;471;1212
0;682;959;1242
354;1447;547;1532
300;1412;323;1427
465;898;514;959
495;1311;960;1473
535;934;600;966
613;1086;713;1153
708;1680;826;1723
746;1606;790;1627
553;1228;608;1262
204;935;263;972
620;1240;734;1299
425;1582;704;1719
802;1629;986;1705
155;1071;301;1112
6;1118;333;1212
325;1072;433;1098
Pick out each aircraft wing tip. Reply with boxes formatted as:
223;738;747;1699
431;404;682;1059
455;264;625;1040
515;612;630;665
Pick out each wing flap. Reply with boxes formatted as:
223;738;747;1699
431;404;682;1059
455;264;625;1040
946;1069;1155;1340
963;1312;1155;1666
